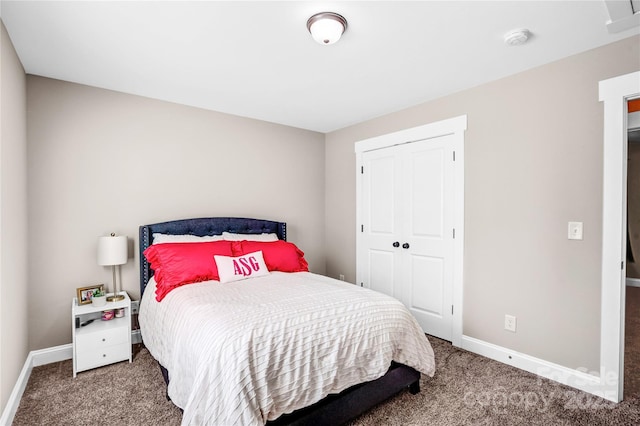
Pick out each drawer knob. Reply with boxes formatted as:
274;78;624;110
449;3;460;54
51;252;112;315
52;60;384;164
103;354;106;357
102;338;106;342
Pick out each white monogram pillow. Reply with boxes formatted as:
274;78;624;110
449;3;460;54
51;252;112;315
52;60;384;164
214;251;270;283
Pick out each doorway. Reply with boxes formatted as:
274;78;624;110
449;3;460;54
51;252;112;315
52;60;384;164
360;135;455;341
355;115;466;347
600;71;640;403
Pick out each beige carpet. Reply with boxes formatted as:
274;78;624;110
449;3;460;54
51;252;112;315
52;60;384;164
13;338;640;426
627;286;640;397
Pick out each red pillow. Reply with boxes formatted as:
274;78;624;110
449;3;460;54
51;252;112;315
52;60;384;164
143;241;233;301
232;240;309;273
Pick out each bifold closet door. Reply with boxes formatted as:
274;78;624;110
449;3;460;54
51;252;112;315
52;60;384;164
361;135;454;341
360;147;404;300
399;136;454;341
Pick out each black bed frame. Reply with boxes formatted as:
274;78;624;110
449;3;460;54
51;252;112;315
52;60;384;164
139;217;421;426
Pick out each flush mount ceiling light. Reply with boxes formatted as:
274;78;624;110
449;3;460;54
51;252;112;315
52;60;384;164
307;12;347;45
504;28;531;46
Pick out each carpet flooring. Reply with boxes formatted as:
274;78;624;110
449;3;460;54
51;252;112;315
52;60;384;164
13;335;640;425
626;285;640;396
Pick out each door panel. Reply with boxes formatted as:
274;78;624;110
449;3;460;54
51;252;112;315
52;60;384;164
369;156;396;234
368;249;397;298
409;254;443;315
408;147;444;238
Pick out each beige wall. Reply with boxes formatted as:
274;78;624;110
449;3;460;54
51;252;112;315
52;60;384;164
27;77;325;350
0;21;28;413
325;35;640;372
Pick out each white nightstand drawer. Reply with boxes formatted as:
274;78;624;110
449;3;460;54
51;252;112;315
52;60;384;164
76;342;130;372
76;324;128;352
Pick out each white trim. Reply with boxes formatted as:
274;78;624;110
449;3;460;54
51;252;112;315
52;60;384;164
0;344;72;425
626;277;640;287
451;120;465;348
461;336;618;401
355;115;467;347
599;71;640;403
354;115;467;154
0;353;33;426
32;344;72;367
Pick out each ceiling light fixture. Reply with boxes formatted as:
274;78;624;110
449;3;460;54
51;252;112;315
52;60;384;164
504;28;531;46
307;12;347;45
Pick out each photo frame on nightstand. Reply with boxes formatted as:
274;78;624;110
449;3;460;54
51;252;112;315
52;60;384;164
76;284;104;305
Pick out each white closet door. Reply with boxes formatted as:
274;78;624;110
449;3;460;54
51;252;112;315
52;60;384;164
400;136;454;341
360;135;454;341
360;148;403;300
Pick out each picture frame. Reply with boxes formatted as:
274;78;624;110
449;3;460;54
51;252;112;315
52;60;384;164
76;284;104;305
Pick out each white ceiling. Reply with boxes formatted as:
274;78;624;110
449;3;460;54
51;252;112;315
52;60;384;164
1;1;638;133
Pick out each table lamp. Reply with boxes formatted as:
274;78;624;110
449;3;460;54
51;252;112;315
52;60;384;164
97;233;127;302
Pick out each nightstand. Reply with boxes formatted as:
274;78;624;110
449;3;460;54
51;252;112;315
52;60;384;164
72;291;132;377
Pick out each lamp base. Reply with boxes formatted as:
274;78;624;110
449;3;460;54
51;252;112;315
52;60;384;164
107;294;125;302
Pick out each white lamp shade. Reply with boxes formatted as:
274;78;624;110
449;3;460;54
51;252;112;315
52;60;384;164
97;235;128;266
307;12;347;45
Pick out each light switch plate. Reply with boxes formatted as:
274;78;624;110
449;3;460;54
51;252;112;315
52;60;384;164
568;222;583;240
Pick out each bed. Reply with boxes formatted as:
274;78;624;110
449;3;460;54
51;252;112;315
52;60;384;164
138;217;435;425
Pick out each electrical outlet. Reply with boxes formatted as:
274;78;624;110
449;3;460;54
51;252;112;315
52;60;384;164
504;314;517;332
131;300;140;315
568;221;583;240
339;274;345;281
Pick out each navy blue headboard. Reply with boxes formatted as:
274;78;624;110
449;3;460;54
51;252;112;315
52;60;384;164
139;217;286;296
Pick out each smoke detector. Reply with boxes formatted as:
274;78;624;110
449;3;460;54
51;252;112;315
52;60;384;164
504;28;531;46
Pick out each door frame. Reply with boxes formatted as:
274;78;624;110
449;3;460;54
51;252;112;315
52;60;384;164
355;115;467;347
599;71;640;402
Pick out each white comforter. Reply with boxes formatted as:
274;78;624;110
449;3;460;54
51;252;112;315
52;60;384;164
139;271;435;425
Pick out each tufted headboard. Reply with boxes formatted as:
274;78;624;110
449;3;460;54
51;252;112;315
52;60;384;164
139;217;286;296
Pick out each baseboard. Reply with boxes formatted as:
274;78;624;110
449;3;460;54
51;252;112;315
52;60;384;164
626;277;640;287
0;344;72;425
460;336;615;401
31;344;73;367
0;352;33;426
